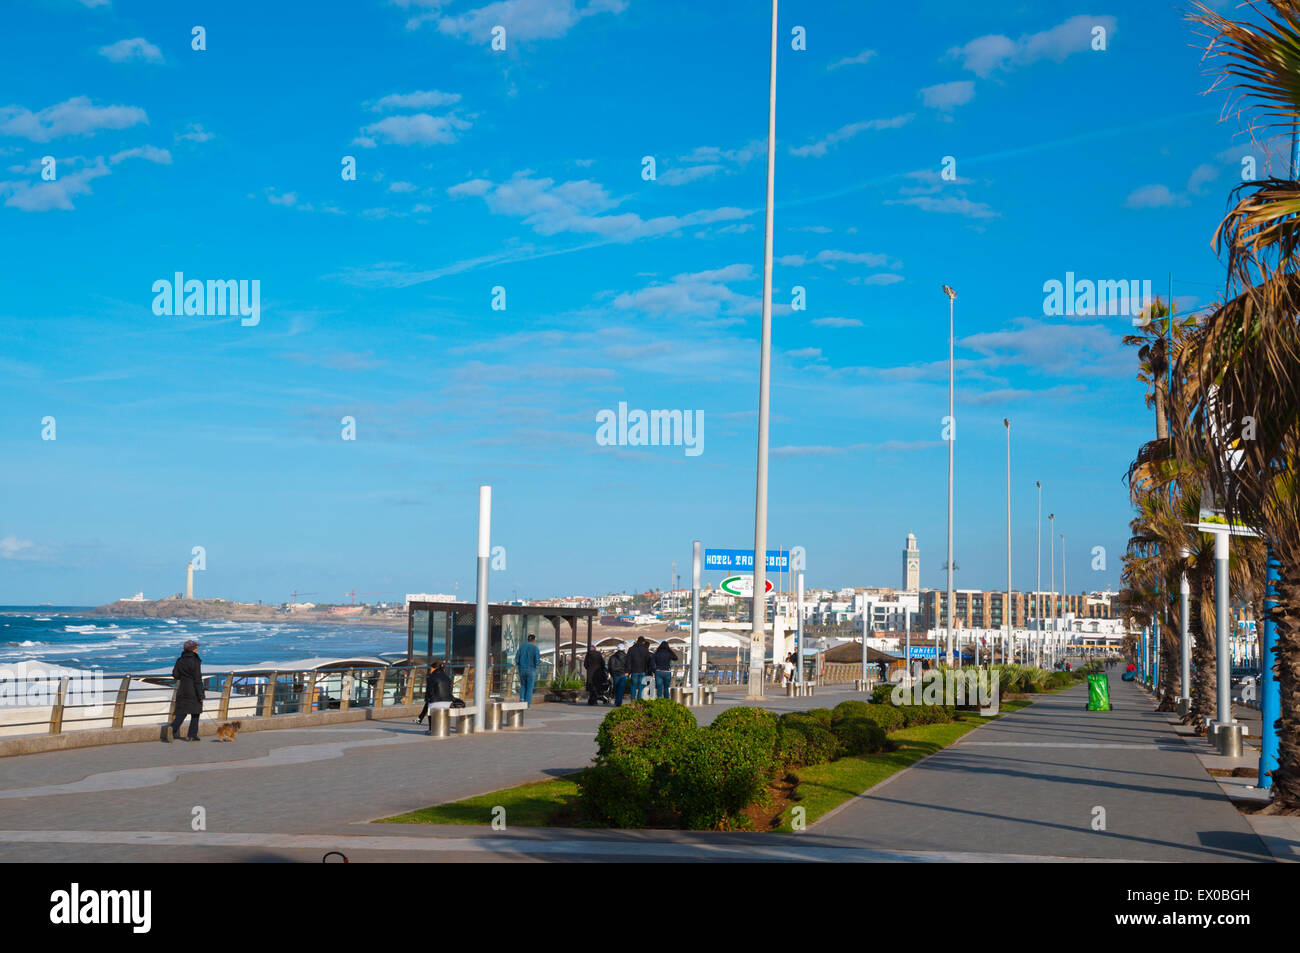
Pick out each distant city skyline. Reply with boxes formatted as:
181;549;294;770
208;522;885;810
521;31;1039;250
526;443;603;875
1;2;1244;605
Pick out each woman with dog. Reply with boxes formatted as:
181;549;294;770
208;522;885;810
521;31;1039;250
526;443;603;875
168;639;204;742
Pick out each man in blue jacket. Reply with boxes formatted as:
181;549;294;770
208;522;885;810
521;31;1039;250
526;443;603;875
515;634;541;705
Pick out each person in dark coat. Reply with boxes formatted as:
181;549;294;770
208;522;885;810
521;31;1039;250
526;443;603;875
169;640;204;741
417;661;453;723
653;641;678;699
421;661;454;733
607;647;629;706
627;636;652;701
583;646;605;706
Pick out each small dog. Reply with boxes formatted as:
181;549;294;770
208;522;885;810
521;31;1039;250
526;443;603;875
215;721;242;742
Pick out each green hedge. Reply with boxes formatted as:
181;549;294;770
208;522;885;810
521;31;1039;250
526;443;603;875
777;712;841;768
669;708;779;829
576;752;655;827
595;698;696;762
832;717;889;755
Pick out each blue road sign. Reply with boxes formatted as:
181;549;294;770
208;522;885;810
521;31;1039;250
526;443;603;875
704;549;790;572
905;645;938;659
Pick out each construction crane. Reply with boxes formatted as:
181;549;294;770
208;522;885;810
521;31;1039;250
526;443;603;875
288;590;317;604
345;590;394;605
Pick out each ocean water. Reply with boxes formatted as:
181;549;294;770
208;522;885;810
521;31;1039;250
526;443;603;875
0;607;409;673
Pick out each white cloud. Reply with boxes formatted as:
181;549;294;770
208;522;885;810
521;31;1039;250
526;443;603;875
787;347;823;360
950;14;1116;77
175;123;213;143
0;535;37;560
447;170;747;240
388;180;419;193
658;164;722;186
367;90;461;111
355;113;470;146
1125;184;1186;209
99;37;163;63
778;249;896;268
790;115;913;158
0;161;109;211
612;264;758;321
109;144;171;164
432;0;628;43
920;80;975;111
886;195;997;218
811;317;863;328
828;49;876;71
0;96;147;142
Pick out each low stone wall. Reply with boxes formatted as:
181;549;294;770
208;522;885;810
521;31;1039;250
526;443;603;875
0;702;425;758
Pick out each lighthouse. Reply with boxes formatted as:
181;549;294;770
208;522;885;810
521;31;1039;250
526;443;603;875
186;561;194;600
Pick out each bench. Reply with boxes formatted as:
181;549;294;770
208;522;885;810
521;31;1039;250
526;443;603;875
500;701;527;728
428;706;478;737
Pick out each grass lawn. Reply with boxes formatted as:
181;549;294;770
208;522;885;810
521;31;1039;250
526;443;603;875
376;698;1033;829
380;775;586;826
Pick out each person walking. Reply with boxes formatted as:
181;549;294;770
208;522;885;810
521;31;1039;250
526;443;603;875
584;644;606;706
628;636;652;701
168;639;204;742
515;634;541;705
608;645;629;706
653;640;677;699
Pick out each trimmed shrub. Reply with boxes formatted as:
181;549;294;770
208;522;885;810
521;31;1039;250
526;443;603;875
831;699;874;724
595;698;696;763
896;704;956;727
832;717;888;755
777;712;841;767
870;682;895;705
670;708;778;830
577;753;654;827
708;705;779;756
805;707;834;727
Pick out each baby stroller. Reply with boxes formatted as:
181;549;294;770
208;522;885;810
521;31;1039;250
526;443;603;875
588;665;613;706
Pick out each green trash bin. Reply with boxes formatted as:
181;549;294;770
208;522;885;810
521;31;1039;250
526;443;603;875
1086;672;1111;711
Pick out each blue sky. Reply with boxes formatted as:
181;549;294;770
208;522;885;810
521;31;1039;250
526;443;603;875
0;0;1273;606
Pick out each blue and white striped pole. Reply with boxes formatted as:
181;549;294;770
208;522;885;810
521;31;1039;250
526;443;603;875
1259;553;1280;787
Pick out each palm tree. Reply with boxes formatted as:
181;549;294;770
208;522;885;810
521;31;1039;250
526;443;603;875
1124;300;1197;709
1184;0;1300;810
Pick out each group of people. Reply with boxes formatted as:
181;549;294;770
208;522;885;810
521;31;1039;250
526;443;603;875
583;635;677;706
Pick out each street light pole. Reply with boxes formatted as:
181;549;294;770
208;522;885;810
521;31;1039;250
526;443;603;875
748;0;779;700
1036;481;1042;669
943;284;957;667
1004;419;1012;667
1061;532;1067;661
1049;514;1055;666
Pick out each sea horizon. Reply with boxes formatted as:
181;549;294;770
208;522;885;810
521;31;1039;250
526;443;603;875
0;607;409;673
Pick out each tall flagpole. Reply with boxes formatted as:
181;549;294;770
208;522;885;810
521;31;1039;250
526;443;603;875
943;285;957;666
748;0;779;700
1035;481;1042;668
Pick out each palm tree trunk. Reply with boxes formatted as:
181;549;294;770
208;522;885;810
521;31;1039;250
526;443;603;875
1263;557;1300;812
1188;564;1214;732
1156;601;1179;712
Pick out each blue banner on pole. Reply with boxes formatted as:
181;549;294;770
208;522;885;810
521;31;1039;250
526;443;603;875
703;549;790;572
905;645;938;660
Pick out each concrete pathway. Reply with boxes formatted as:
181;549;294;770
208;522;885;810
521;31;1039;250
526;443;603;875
0;677;1281;862
813;678;1272;862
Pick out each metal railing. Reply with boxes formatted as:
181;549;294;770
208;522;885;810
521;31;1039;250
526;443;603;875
0;665;444;739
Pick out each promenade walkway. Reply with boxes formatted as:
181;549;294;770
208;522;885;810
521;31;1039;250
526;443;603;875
0;677;1285;862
